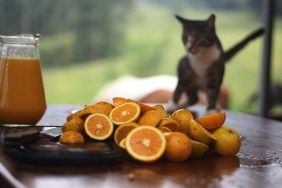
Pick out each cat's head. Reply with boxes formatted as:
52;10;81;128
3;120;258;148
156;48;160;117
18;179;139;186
175;14;217;54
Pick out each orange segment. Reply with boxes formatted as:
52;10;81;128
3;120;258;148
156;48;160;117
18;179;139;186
112;97;127;107
153;104;169;118
127;98;156;113
59;130;85;144
158;126;172;133
196;112;226;131
78;104;108;119
109;102;141;125
114;122;138;146
138;110;162;126
170;109;193;135
125;126;166;163
94;101;114;115
84;113;114;140
188;119;216;144
61;118;84;133
157;118;179;132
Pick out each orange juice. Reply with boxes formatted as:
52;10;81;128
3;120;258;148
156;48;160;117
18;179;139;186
0;58;47;124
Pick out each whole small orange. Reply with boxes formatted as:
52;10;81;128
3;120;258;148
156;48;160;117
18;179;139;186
212;126;241;156
165;132;192;162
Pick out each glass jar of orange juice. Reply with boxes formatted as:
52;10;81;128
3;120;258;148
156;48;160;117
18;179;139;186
0;34;47;125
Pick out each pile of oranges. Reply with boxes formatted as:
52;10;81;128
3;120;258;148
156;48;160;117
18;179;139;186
60;97;241;163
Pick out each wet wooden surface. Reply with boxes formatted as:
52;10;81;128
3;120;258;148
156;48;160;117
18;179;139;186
1;105;282;188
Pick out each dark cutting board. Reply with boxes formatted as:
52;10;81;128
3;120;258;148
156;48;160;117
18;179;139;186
0;127;123;166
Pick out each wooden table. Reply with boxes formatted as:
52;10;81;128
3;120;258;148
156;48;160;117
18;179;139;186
1;105;282;188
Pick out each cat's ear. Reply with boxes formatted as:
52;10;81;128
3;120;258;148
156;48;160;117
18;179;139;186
175;15;188;25
206;14;216;28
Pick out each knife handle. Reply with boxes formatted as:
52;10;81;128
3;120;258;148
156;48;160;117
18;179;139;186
1;127;40;146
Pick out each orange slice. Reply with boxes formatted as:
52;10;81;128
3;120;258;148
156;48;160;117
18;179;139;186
59;130;85;144
153;104;169;118
170;109;193;135
125;126;166;163
158;126;172;133
109;102;141;125
127;99;156;113
112;97;127;107
196;112;226;131
138;110;162;126
78;105;108;119
119;138;127;149
94;101;114;115
157;118;179;132
84;113;114;140
114;122;138;146
188;119;216;144
61;118;84;133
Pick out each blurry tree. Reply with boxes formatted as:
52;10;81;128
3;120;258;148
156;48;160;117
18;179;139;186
0;0;132;66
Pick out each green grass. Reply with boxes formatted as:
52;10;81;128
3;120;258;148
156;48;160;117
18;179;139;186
42;2;282;113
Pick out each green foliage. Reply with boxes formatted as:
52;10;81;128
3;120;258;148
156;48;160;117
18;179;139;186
42;1;282;115
0;0;133;66
2;1;282;114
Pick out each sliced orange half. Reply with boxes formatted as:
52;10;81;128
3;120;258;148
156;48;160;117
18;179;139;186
125;126;166;163
114;122;138;146
109;102;141;125
196;112;226;131
84;113;114;140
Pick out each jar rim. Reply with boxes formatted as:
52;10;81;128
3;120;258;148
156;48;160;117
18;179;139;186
0;34;41;45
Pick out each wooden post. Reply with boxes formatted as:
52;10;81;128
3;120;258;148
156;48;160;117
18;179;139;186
259;0;275;117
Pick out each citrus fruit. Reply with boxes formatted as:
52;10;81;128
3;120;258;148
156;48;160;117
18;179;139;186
61;118;84;133
119;138;127;149
78;105;107;119
59;130;85;144
138;110;162;126
157;118;179;132
127;98;156;113
66;111;81;121
158;126;172;133
170;109;193;135
114;122;138;145
196;112;226;131
164;132;192;162
153;104;169;118
94;101;114;115
109;102;141;125
188;119;216;144
190;140;209;158
125;126;166;163
84;113;114;140
212;126;241;156
112;97;127;107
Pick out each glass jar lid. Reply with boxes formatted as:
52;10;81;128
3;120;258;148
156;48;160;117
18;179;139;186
0;34;41;45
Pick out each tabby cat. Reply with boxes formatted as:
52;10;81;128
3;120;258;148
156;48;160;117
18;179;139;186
166;14;264;113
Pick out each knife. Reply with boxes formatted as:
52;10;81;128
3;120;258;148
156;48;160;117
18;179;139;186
1;126;62;146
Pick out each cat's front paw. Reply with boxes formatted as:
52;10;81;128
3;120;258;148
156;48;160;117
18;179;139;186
165;99;179;113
